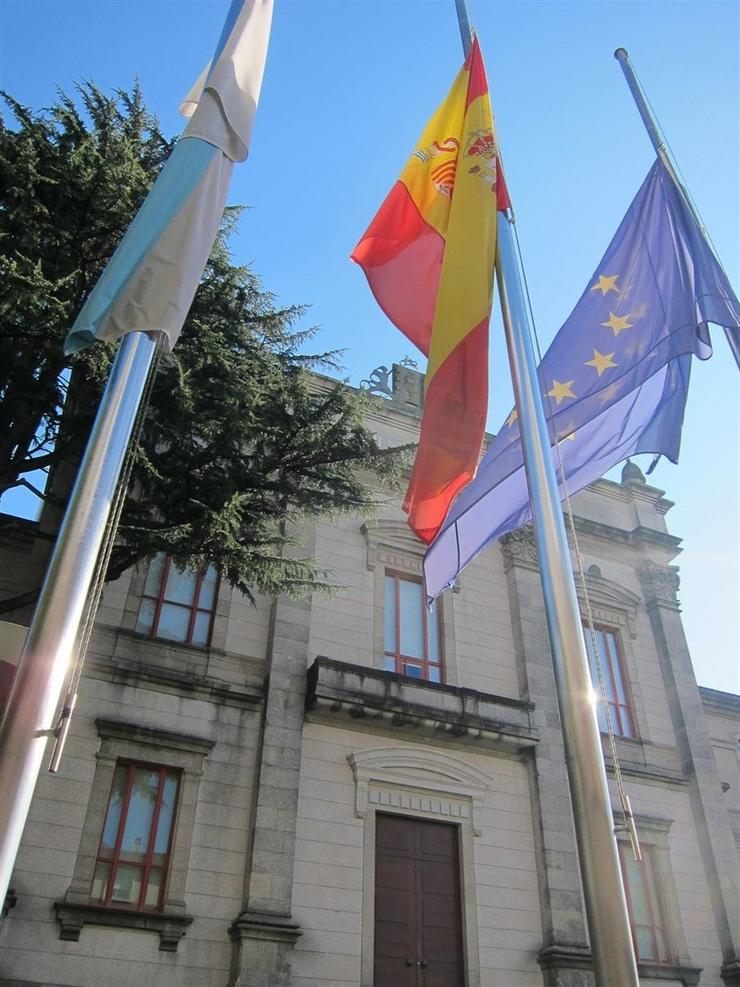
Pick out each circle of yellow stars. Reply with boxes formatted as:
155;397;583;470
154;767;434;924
505;271;640;434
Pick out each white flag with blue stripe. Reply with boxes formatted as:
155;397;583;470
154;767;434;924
65;0;273;355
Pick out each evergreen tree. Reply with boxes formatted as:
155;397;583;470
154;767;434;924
0;84;402;606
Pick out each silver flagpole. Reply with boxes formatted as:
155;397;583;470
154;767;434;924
615;47;740;371
453;8;640;985
0;330;158;906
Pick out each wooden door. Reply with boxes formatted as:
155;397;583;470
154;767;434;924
374;813;465;987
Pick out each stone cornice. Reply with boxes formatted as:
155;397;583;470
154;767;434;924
95;718;216;755
499;519;681;574
85;653;263;709
699;686;740;718
572;515;682;556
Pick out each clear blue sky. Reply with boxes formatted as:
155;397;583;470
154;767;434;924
2;0;738;691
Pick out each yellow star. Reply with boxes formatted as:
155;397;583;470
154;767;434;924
506;408;518;427
557;427;577;446
591;274;619;296
585;349;618;376
547;379;576;405
601;311;633;336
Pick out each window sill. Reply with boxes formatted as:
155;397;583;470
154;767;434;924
638;960;702;986
54;900;193;951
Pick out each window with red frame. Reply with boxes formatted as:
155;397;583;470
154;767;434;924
90;761;180;911
584;625;637;738
384;572;443;682
618;842;673;964
136;553;218;647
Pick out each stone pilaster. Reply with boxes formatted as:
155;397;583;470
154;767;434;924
500;530;594;987
639;561;740;985
229;534;315;986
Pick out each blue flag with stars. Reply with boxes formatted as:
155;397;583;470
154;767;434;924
424;159;740;602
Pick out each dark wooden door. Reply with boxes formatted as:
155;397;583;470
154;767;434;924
374;813;465;987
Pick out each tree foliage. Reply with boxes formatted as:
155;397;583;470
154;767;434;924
0;84;402;602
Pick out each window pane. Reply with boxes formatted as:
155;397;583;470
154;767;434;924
100;764;128;855
163;565;197;606
153;774;178;864
197;566;218;611
156;603;191;643
636;925;657;960
90;861;110;902
384;576;396;653
403;663;423;679
398;580;424;659
428;665;441;683
135;597;156;637
143;553;166;597
119;769;159;862
144;868;163;909
383;656;396;672
604;632;629;705
625;856;651;924
111;863;143;905
427;600;439;662
191;610;211;647
654;928;669;963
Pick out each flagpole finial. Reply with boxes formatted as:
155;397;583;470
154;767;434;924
614;47;629;61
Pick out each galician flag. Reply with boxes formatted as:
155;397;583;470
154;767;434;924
352;40;509;544
65;0;273;355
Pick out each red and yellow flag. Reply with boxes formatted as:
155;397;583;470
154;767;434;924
352;40;509;543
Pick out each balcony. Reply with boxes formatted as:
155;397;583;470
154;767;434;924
306;656;539;754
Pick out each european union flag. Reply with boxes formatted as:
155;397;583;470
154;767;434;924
424;159;740;601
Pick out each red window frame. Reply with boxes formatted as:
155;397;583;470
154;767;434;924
618;842;674;965
384;571;444;683
584;624;637;738
91;760;181;912
137;555;219;647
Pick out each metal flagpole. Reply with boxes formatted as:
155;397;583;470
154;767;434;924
614;47;740;371
0;330;158;906
453;8;641;985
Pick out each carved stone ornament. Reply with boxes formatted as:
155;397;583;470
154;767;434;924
359;364;393;397
638;561;681;607
347;746;492;836
500;527;538;571
361;520;425;573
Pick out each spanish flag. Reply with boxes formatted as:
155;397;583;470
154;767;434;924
352;39;508;543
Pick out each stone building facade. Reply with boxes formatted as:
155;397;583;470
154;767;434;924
0;364;738;987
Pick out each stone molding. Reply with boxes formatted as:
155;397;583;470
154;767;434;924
500;527;538;572
638;561;681;609
577;572;640;639
95;718;216;756
721;957;740;985
229;910;302;946
348;745;492;836
86;647;263;709
54;901;192;951
361;519;460;592
361;519;425;572
639;962;702;985
537;944;594;987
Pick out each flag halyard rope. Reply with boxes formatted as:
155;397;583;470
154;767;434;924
510;216;642;862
